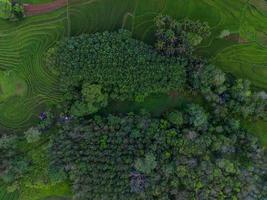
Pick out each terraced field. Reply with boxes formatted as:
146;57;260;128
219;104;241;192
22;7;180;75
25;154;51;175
0;8;67;131
0;187;19;200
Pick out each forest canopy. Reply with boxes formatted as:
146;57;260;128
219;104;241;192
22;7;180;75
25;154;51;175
50;108;267;200
46;30;186;117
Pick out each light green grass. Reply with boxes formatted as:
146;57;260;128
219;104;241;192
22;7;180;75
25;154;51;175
104;92;203;117
0;8;67;130
244;120;267;148
0;71;27;102
69;0;137;36
20;182;71;200
22;0;53;4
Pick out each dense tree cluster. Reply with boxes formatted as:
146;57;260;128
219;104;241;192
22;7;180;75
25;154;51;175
50;106;267;200
46;30;186;117
154;15;266;120
155;15;211;57
0;135;29;190
188;62;267;120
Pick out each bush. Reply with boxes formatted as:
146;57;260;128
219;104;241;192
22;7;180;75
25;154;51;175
11;3;24;20
0;0;12;19
38;110;55;130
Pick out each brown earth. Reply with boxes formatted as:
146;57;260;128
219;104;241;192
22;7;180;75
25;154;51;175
24;0;67;16
224;33;248;44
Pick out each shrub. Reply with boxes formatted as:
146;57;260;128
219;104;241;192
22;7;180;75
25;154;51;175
0;0;12;19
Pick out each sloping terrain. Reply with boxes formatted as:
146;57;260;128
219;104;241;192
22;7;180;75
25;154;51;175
0;1;266;199
0;9;67;131
0;0;266;133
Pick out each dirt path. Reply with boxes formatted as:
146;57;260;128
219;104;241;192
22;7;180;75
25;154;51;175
24;0;68;16
224;33;248;44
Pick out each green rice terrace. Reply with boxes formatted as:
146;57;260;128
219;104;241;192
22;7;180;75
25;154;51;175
0;0;266;199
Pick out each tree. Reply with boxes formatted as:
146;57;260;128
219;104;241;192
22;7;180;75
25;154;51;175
154;15;211;57
0;0;11;19
186;104;208;129
49;110;267;199
38;110;55;130
69;84;108;117
134;153;157;175
24;127;41;143
81;84;108;113
11;3;24;20
47;30;186;116
167;111;184;127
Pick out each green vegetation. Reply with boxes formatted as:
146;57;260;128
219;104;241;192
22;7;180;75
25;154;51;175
0;71;26;102
48;30;185;116
22;0;53;4
0;0;11;19
0;0;25;21
44;15;267;199
0;0;266;199
0;8;67;130
0;186;19;200
155;15;211;57
50;110;267;199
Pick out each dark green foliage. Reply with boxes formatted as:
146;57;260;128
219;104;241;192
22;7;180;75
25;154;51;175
70;84;108;117
43;21;266;200
50;106;267;200
188;62;267;120
186;104;208;129
134;153;157;175
0;135;29;188
167;111;183;127
155;15;211;57
11;3;24;20
38;110;55;130
47;30;186;117
154;16;266;121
